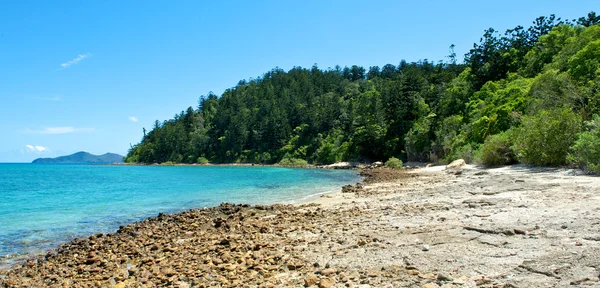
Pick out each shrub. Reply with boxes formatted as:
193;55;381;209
197;157;209;164
161;161;176;165
445;143;480;164
568;115;600;173
479;130;517;167
514;108;581;166
385;157;403;169
277;157;309;167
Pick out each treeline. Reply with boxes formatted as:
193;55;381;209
126;12;600;172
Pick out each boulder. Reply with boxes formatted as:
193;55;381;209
446;159;466;169
324;162;354;169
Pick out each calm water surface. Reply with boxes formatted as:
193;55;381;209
0;164;359;265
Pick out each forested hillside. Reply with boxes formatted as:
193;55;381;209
125;12;600;172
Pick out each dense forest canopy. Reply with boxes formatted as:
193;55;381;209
126;12;600;171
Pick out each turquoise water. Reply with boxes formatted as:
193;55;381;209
0;164;359;264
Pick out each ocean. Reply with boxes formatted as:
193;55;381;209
0;164;359;266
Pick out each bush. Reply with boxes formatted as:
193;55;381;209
385;157;403;169
568;115;600;173
445;143;480;164
161;161;176;165
197;157;209;164
479;130;517;167
277;157;309;167
514;108;581;166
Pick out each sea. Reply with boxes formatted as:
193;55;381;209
0;164;360;267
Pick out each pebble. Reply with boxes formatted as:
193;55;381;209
318;277;335;288
321;268;337;276
437;272;453;281
304;275;319;287
422;244;430;251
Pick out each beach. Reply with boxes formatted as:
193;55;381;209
1;164;600;287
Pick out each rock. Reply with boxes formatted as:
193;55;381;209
422;283;439;288
437;272;453;281
114;282;126;288
373;161;384;167
514;228;526;235
318;278;335;288
325;162;354;169
422;244;430;251
163;268;177;277
342;185;359;193
406;270;420;275
320;268;337;276
304;275;319;287
452;276;470;285
418;272;435;279
339;272;348;282
446;159;466;169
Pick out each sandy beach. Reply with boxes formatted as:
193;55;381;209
1;164;599;287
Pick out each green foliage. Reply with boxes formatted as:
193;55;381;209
514;108;581;165
432;115;464;159
568;115;600;173
385;157;403;169
467;76;531;143
196;157;209;164
405;111;435;162
548;25;600;73
277;157;309;168
521;24;579;76
123;13;600;171
314;129;349;164
568;39;600;82
161;161;176;165
478;130;517;166
446;144;480;164
528;69;582;113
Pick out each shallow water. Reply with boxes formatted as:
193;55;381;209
0;164;359;265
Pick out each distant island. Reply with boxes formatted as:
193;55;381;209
32;152;124;164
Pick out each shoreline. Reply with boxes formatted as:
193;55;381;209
0;167;363;272
2;164;599;287
104;161;371;170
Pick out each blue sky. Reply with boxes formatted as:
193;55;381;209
0;0;596;162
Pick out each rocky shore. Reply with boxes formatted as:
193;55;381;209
2;165;600;287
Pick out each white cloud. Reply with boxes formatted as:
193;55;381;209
25;126;95;135
129;116;139;122
60;53;91;69
25;144;49;152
